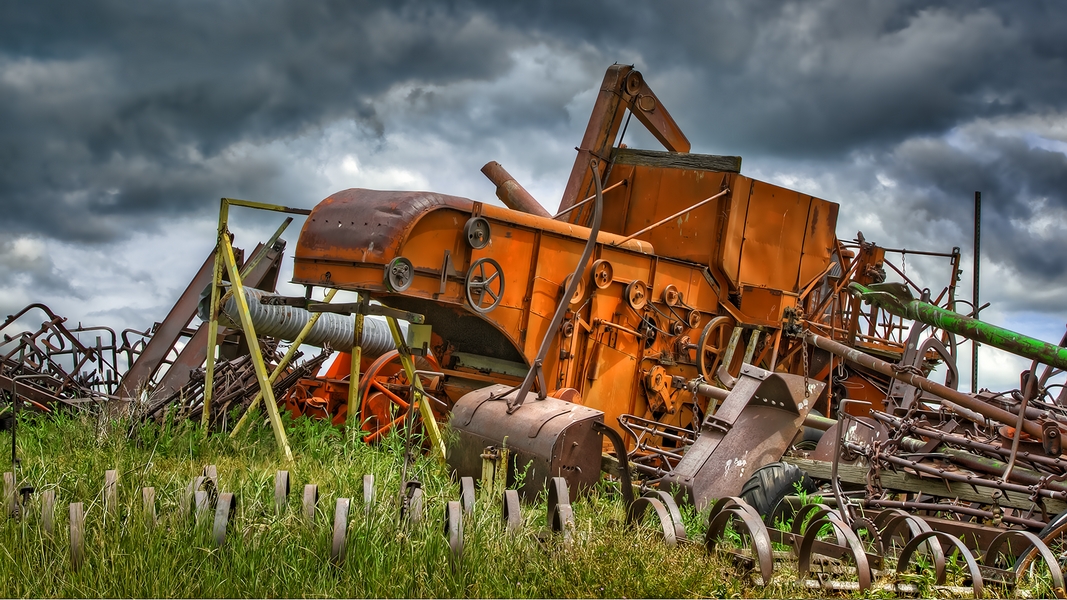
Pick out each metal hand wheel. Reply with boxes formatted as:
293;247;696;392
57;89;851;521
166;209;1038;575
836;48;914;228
465;258;505;313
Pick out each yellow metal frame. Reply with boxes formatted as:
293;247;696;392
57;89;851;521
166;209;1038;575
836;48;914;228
204;198;311;461
384;316;446;463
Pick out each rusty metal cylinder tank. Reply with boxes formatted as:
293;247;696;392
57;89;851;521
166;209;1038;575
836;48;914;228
447;384;605;500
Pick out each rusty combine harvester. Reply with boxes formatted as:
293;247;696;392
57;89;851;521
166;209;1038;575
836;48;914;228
283;65;1067;592
6;64;1067;594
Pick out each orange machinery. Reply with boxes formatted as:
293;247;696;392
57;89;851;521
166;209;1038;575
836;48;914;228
288;65;959;501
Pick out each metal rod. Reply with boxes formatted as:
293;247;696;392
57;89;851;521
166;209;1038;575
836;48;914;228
973;191;981;393
615;188;729;244
347;297;368;435
552;179;626;219
803;330;1046;440
511;158;605;412
384;316;446;464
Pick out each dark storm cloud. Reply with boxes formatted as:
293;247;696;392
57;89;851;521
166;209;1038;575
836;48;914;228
0;0;524;241
1;0;1066;325
885;130;1067;286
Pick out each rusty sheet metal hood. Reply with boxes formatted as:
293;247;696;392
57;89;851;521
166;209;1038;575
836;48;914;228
294;188;474;271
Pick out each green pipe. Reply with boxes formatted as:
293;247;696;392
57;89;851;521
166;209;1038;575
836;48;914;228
849;282;1067;371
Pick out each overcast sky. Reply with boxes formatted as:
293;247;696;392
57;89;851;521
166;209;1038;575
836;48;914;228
2;1;1065;392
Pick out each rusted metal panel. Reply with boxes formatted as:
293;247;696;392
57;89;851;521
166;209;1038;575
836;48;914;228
796;197;839;291
719;175;752;290
660;365;822;509
578;341;639;430
737;180;810;293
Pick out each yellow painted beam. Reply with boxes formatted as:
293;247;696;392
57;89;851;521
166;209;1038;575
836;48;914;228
220;235;293;462
385;316;446;464
202;198;229;430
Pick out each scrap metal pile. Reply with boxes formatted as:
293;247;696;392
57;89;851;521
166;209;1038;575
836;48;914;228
4;64;1067;595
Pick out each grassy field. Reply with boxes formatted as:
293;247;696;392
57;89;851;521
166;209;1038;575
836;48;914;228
0;411;1041;598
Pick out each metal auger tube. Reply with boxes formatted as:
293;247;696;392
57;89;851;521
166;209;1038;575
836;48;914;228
849;281;1067;371
198;287;406;357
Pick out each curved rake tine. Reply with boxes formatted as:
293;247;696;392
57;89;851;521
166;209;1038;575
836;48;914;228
363;474;375;516
851;516;884;559
877;511;944;574
705;505;775;586
274;471;289;516
69;502;85;571
184;476;206;518
552;502;575;548
502;489;521;535
41;489;56;535
547;477;569;522
445;500;464;567
460;476;475;516
627;496;677;547
141;487;156;528
984;530;1064;596
302;484;318;522
103;469;118;518
640;489;686;541
213;492;237;547
898;530;983;597
797;513;873;591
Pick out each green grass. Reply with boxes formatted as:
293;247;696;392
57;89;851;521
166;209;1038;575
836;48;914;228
0;412;1042;598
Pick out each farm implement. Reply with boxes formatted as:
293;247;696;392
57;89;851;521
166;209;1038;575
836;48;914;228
4;64;1067;596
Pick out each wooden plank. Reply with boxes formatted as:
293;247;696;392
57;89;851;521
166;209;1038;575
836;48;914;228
611;148;742;173
783;456;1067;515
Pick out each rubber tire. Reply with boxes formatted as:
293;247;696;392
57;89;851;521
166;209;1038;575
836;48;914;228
739;461;816;526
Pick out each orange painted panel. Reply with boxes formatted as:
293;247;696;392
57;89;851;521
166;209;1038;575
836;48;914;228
797;198;839;291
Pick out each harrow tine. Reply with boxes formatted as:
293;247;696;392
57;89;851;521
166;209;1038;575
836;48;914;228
459;476;475;516
983;530;1064;595
403;481;424;525
547;477;570;520
193;491;210;523
213;492;237;547
302;484;318;522
103;469;118;518
502;489;521;535
705;503;775;586
41;489;55;535
141;487;156;528
274;471;289;516
445;500;464;566
640;489;686;541
331;497;350;564
183;476;206;517
897;531;983;597
69;502;85;571
875;510;945;574
796;513;873;591
626;496;677;547
363;474;374;515
551;502;575;548
4;471;15;518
